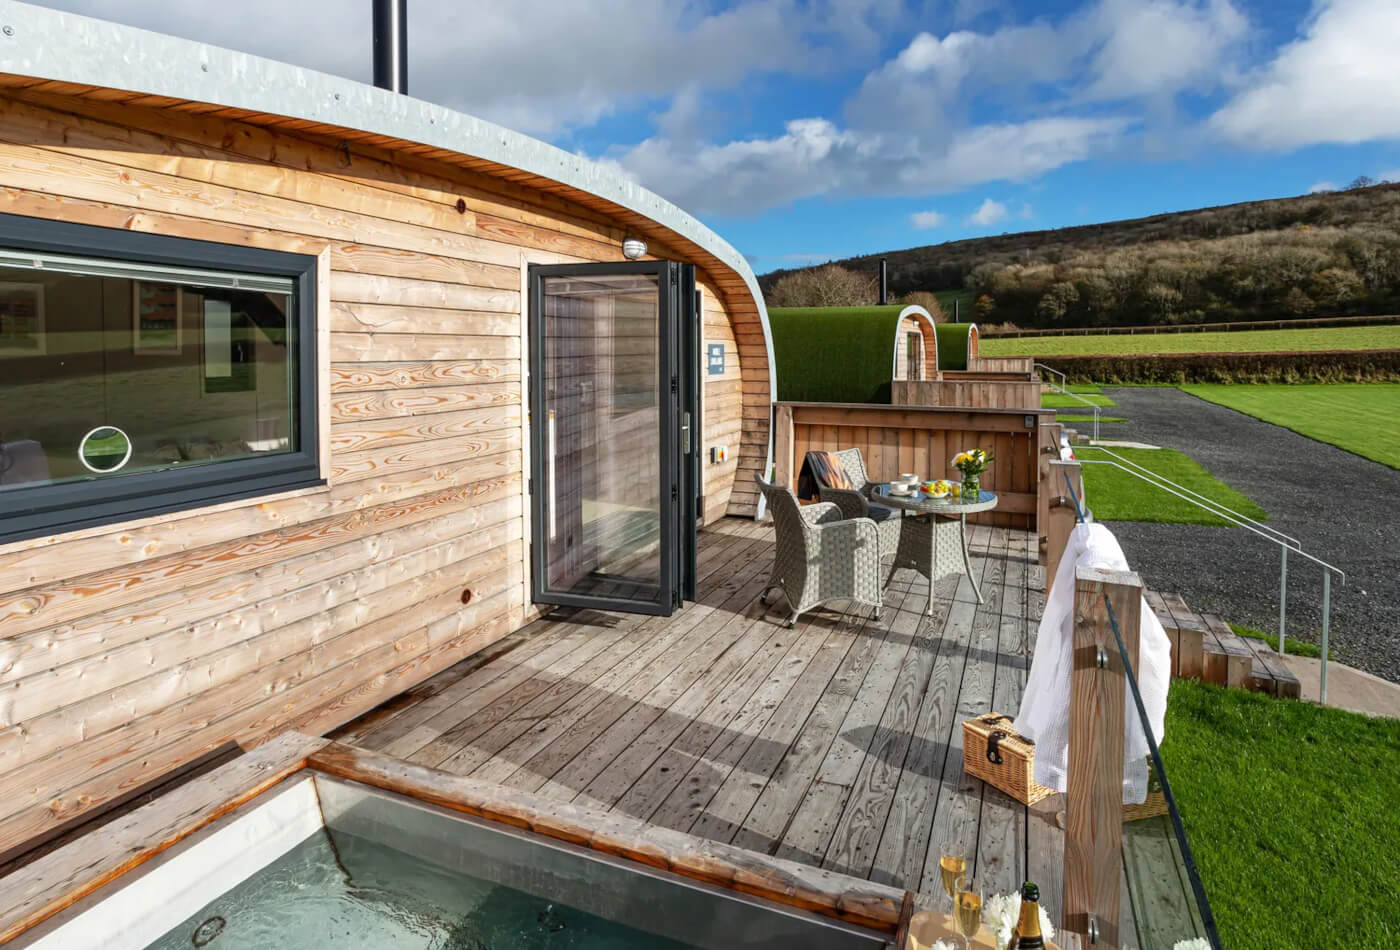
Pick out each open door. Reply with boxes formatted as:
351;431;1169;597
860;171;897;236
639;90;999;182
528;261;698;616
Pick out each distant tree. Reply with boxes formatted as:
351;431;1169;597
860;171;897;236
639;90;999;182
767;265;874;307
973;293;996;321
1310;267;1364;310
1281;286;1316;315
1035;281;1079;324
1348;175;1378;190
895;291;946;320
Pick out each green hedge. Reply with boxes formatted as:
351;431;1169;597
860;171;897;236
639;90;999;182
768;306;906;403
1039;348;1400;383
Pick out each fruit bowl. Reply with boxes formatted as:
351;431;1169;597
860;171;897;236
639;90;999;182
921;479;954;498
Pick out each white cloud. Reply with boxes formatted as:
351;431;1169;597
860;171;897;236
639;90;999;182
29;0;899;137
1211;0;1400;149
609;115;1128;216
1083;0;1248;101
1379;168;1400;183
1307;181;1339;194
910;210;947;229
968;198;1010;226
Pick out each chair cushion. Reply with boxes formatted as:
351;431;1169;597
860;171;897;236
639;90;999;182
866;503;900;522
797;450;854;499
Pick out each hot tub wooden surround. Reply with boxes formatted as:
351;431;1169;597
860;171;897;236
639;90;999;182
334;517;1068;919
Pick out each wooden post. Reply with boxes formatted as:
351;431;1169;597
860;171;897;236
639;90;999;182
1044;458;1083;593
1064;566;1143;950
773;403;795;491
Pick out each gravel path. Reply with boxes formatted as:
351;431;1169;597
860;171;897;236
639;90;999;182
1089;387;1400;683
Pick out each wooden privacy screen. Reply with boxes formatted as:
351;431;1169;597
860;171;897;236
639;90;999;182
772;403;1056;529
890;375;1043;410
966;356;1035;375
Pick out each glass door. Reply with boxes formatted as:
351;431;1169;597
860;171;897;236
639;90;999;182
528;261;696;615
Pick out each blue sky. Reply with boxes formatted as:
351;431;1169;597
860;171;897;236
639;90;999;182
36;0;1400;274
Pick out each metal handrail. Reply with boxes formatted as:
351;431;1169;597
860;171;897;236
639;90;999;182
1035;362;1101;441
1066;461;1345;702
1085;447;1302;551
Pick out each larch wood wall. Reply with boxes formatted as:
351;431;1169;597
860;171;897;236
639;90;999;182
0;87;765;854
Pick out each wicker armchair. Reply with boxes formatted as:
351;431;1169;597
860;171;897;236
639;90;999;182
803;448;903;562
756;475;883;629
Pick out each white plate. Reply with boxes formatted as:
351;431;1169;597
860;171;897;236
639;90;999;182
889;484;916;496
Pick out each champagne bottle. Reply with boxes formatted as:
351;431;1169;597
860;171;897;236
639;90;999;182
1006;881;1044;950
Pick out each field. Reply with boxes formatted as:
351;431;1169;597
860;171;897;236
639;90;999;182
981;324;1400;357
933;288;975;318
1181;383;1400;469
1163;679;1400;949
1076;446;1267;526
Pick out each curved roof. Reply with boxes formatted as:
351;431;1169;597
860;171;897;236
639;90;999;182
769;306;914;404
0;0;776;496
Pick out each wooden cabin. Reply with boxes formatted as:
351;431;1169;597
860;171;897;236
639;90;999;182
0;3;775;857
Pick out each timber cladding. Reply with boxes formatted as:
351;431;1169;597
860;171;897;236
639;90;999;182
0;85;765;853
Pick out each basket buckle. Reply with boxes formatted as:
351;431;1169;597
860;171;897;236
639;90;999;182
986;730;1008;765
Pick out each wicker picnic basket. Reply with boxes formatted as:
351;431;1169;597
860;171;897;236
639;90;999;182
962;713;1054;806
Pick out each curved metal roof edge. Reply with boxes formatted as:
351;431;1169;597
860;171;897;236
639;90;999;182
0;0;777;431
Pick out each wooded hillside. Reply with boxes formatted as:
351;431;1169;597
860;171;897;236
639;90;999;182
759;183;1400;329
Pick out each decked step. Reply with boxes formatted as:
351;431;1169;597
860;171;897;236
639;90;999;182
1146;590;1300;699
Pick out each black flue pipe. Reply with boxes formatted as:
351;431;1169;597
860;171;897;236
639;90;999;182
372;0;408;94
878;258;888;305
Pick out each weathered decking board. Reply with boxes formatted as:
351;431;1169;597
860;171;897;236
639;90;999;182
334;517;1066;921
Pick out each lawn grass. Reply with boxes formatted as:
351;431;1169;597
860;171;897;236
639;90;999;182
1054;414;1127;423
1162;679;1400;948
1076;446;1267;525
981;323;1400;357
1042;391;1117;409
1229;622;1322;658
1180;382;1400;469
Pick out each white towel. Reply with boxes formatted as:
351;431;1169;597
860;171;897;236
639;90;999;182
1013;522;1172;804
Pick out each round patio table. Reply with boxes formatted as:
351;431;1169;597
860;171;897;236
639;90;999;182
870;484;998;613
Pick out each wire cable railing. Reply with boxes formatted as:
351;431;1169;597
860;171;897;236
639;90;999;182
1103;591;1223;950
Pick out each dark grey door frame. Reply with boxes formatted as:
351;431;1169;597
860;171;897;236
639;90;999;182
527;260;698;616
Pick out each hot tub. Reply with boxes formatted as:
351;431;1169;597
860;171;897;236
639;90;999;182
4;736;906;949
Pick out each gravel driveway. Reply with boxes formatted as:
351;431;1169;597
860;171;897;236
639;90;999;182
1088;387;1399;684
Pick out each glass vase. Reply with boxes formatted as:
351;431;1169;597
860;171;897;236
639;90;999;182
960;474;980;503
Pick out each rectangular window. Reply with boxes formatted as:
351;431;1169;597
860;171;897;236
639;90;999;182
0;214;320;544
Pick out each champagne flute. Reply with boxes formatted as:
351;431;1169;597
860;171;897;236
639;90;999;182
937;845;967;914
953;877;984;950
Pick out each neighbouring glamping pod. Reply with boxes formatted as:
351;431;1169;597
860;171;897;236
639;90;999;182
0;1;775;859
767;304;939;404
933;321;979;371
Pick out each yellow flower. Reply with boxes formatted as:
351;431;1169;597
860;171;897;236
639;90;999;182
952;452;969;465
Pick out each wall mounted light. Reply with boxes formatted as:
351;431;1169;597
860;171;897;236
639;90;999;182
621;236;647;260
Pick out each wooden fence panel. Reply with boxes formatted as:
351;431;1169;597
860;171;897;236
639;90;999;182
774;403;1054;530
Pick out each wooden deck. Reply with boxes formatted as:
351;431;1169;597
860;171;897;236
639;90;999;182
333;516;1066;919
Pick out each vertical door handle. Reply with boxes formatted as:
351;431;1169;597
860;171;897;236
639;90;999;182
681;411;692;454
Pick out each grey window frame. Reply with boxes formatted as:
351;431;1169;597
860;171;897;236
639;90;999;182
0;212;321;545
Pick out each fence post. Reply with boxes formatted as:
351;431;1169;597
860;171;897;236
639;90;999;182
1045;458;1083;593
1064;565;1142;950
772;403;794;492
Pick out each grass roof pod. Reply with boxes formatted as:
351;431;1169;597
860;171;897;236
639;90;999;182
768;306;916;403
935;322;979;370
